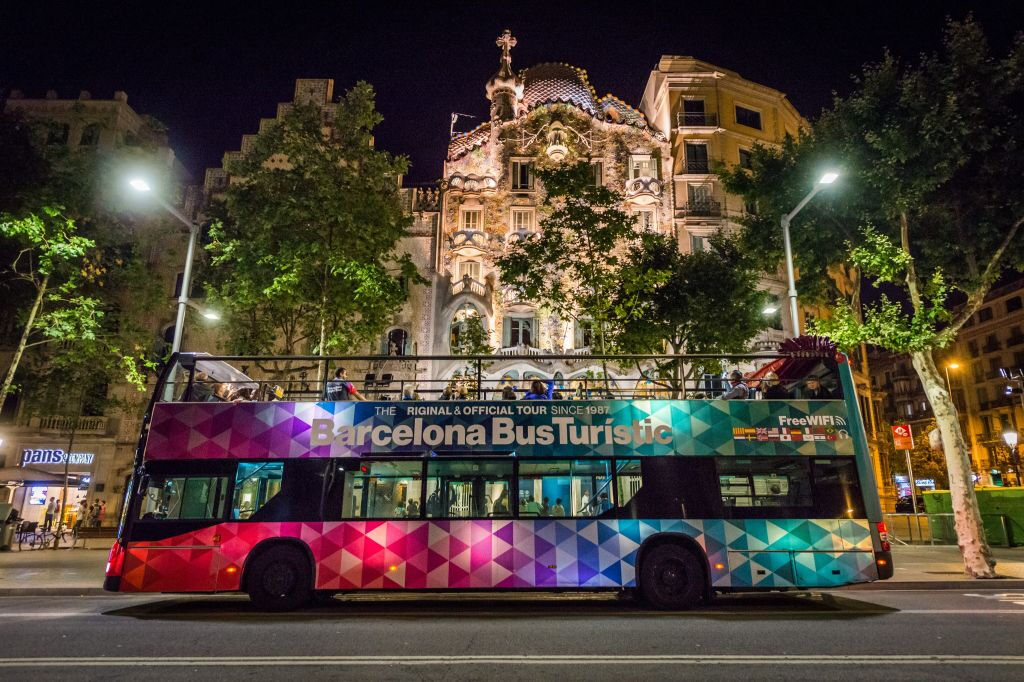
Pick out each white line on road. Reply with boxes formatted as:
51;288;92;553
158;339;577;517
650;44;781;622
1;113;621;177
0;655;1023;667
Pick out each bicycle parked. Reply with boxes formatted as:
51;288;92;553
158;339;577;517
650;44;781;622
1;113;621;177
15;521;71;550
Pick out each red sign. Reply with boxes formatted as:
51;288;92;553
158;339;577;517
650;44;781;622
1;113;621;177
892;423;915;450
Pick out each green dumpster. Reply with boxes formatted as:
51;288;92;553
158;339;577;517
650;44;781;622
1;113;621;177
922;488;1024;546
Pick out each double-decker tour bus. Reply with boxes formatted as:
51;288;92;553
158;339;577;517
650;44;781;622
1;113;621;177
104;351;892;610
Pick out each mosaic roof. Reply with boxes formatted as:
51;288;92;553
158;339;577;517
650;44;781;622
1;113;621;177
447;122;491;161
520;63;599;115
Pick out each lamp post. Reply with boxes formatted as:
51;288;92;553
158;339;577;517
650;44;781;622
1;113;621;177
944;361;959;394
780;171;839;337
128;179;202;399
1004;430;1022;487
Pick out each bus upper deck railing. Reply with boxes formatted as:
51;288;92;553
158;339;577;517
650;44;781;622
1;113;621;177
156;351;847;404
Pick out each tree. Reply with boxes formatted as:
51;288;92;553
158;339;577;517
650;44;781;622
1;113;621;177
614;231;769;392
206;83;422;382
450;310;494;396
497;162;659;380
722;19;1024;577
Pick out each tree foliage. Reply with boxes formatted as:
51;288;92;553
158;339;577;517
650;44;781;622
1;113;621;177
206;83;421;368
496;161;654;354
614;231;768;381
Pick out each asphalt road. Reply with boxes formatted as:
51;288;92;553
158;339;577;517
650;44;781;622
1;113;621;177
2;589;1023;680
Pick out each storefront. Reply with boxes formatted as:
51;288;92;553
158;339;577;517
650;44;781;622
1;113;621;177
3;447;97;527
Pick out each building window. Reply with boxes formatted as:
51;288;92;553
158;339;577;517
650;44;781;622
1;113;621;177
504;316;534;347
972;362;984;382
680;98;708;126
630;155;658;179
744;198;758;215
460;209;482;231
1008;296;1023;313
510;160;535;191
46;123;70;146
684;142;709;173
510;208;535;232
386;328;409;356
738;148;753;170
968;340;980;357
634;208;656;232
457;259;481;281
576;320;594;349
80;123;102;147
690;234;710;253
450;304;482;350
735;105;762;130
978;306;994;322
977;386;988;406
591;160;604;186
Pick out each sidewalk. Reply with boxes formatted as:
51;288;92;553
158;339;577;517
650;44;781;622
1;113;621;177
2;543;1024;596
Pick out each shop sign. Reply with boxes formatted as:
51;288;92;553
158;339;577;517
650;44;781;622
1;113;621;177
28;486;48;505
77;475;92;490
20;449;95;466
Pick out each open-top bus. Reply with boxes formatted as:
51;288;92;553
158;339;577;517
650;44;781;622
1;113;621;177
104;351;892;610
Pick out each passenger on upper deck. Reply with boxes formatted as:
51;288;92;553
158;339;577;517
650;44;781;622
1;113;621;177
800;375;834;400
720;370;749;400
523;379;554;400
762;372;791;399
325;367;366;401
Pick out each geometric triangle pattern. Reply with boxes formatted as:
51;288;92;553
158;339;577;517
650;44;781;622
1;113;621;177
144;398;856;461
116;517;876;593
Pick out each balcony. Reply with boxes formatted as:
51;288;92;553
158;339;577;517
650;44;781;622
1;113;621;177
498;344;545;356
445;172;498;196
675;200;722;218
450;275;491;299
16;414;109;435
982;341;1002;353
683;160;710;174
623;176;662;204
1007;335;1024;347
676;111;719;128
448;229;500;256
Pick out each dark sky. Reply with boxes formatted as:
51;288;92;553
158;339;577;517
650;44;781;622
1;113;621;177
2;2;1021;183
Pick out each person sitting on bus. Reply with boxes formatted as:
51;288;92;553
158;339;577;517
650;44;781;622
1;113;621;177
800;375;833;400
401;384;421;400
551;498;565;516
523;379;555;400
406;499;420;517
493;489;510;515
761;372;791;399
720;370;749;400
597;493;613;515
326;367;366;401
501;385;517;400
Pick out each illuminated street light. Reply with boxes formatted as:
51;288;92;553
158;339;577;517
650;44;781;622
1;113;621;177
128;177;202;399
944;361;959;393
780;170;841;336
762;304;779;315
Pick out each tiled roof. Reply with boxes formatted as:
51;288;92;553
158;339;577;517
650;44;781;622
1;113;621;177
447;122;491;161
520;63;599;115
596;95;650;130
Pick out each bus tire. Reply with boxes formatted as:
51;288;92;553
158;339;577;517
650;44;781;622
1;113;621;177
246;545;313;612
639;543;705;610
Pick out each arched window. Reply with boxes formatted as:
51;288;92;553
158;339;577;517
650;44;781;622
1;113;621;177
80;123;102;146
386;328;409;356
457;260;480;281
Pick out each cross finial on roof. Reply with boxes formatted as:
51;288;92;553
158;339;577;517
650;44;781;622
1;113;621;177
496;29;516;74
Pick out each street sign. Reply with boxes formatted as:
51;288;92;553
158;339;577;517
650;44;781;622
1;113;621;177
892;423;914;450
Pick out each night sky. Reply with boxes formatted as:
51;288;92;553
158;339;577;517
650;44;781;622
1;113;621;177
2;2;1021;183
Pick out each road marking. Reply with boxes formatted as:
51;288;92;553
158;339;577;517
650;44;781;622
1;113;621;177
0;655;1023;667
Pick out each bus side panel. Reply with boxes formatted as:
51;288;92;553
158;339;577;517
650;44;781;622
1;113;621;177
117;518;878;593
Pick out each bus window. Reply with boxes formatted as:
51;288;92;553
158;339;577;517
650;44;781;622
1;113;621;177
232;462;284;520
424;460;513;519
139;475;228;521
340;460;423;519
717;457;812;518
615;460;642;507
518;460;613;517
613;458;721;519
811;458;865;518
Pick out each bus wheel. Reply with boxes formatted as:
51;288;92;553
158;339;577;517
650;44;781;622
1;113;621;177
246;545;312;612
639;543;705;610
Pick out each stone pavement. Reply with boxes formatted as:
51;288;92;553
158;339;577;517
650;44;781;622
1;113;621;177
1;544;1022;595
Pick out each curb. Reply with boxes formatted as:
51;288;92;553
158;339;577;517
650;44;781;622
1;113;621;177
0;588;108;596
838;579;1024;591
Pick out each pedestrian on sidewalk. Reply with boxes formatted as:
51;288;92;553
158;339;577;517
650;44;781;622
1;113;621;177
74;500;88;536
43;497;57;532
98;500;107;527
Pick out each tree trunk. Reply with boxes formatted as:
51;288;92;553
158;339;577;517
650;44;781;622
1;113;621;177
910;349;997;578
0;274;48;418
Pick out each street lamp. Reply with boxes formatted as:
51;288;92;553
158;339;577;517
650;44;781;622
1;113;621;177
780;171;840;336
128;177;202;399
944;361;959;393
1004;430;1022;487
